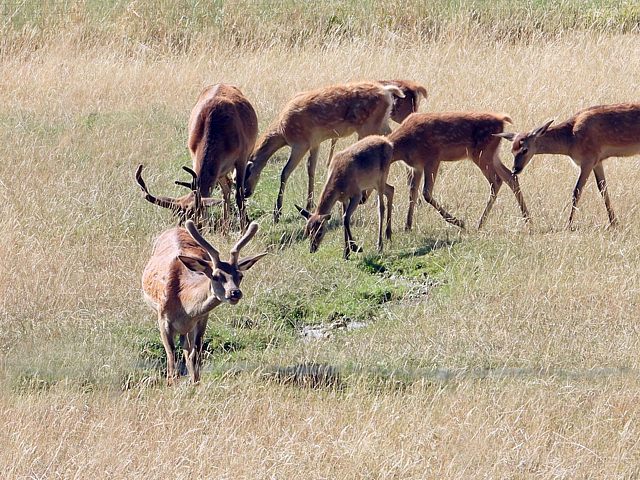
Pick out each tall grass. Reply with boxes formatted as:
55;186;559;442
1;1;640;477
1;0;639;57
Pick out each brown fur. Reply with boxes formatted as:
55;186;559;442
136;84;257;229
187;83;258;229
244;81;404;222
389;111;530;230
142;222;266;385
500;103;640;227
325;79;429;166
379;79;428;124
298;135;394;259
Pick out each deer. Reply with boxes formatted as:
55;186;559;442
325;80;428;165
135;164;222;227
296;135;394;259
494;103;640;228
136;83;258;229
142;219;267;385
243;81;405;223
388;112;531;230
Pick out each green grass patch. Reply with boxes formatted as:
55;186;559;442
3;0;639;55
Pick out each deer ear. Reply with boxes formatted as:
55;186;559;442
531;119;554;137
493;132;516;141
295;204;311;219
178;255;212;275
237;252;268;272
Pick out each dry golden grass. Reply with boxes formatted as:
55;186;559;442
2;378;640;478
2;5;640;477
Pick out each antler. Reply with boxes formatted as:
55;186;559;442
230;222;259;265
184;220;221;265
175;166;199;190
135;164;178;209
183;166;198;189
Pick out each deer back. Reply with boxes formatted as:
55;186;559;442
277;82;396;144
329;135;394;198
187;83;259;195
572;103;640;156
390;112;511;164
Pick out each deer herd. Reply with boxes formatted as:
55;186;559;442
136;80;640;384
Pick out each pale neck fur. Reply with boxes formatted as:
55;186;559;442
183;277;222;317
535;123;574;157
316;183;340;215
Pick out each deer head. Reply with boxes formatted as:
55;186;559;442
495;119;554;175
178;220;267;304
296;204;331;253
135;164;221;226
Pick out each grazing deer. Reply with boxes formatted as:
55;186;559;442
142;220;267;385
325;79;428;165
135;164;221;227
136;83;258;229
296;135;394;259
243;81;405;222
389;112;531;230
495;103;640;228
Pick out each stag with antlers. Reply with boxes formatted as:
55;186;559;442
136;83;258;229
142;220;267;385
135;164;221;228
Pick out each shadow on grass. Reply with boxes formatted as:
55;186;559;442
396;237;459;259
261;213;345;251
357;237;460;277
269;363;342;390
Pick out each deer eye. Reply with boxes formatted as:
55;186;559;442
211;273;224;282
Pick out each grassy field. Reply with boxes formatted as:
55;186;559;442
2;1;640;478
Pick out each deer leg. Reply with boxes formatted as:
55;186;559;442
422;161;465;229
182;332;197;382
219;176;232;232
384;183;394;240
178;335;188;376
568;163;594;229
275;144;309;223
341;202;350;259
158;315;178;386
406;167;423;230
343;194;363;259
593;163;618;227
235;162;249;231
475;162;503;230
492;158;531;226
193;317;208;382
183;316;208;384
377;189;385;253
327;138;337;166
306;146;320;211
